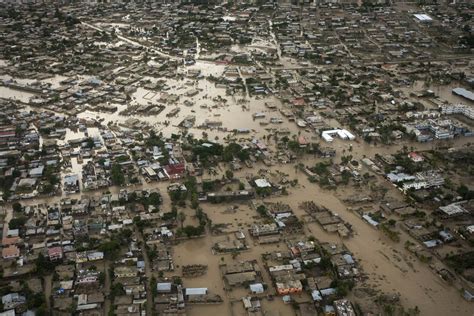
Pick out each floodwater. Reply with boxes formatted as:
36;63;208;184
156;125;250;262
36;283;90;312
172;204;305;316
0;86;35;103
165;149;474;315
78;62;290;141
2;40;472;315
253;162;473;316
399;80;473;107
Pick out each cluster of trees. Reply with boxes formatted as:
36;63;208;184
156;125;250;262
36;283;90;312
256;205;268;217
9;203;26;229
457;185;474;200
145;131;170;165
42;165;60;194
176;207;209;238
393;154;423;175
19;281;47;315
168;176;200;208
111;163;125;186
178;225;205;238
35;253;55;276
98;229;132;259
0;167;20;201
122;191;162;210
446;251;474;280
110;283;125;300
190;141;250;167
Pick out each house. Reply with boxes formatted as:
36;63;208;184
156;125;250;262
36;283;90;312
17;178;37;189
48;246;63;261
242;296;261;312
321;129;355;142
87;251;104;261
114;266;138;278
334;299;356;316
185;288;207;297
2;245;20;259
292;98;306;107
386;172;416;183
408;152;424;163
157;283;172;294
276;280;303;295
250;223;279;237
254;178;271;188
2;293;26;310
249;283;264;294
29;165;44;177
224;272;257;286
164;163;186;180
298;135;308;148
439;202;468;217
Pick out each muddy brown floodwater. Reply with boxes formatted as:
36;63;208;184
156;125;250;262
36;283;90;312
3;53;473;316
262;163;473;316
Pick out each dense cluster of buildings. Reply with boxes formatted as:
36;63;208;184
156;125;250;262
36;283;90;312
0;0;472;315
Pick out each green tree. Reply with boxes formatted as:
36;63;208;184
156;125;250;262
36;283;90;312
35;253;55;275
111;164;125;186
177;212;186;229
256;205;267;217
12;202;22;213
9;216;27;229
110;283;125;299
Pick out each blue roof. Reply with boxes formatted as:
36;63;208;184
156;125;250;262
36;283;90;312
185;288;207;296
343;254;355;265
249;283;264;293
157;283;172;292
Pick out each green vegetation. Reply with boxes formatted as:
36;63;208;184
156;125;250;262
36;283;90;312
256;186;272;197
222;143;249;162
190;141;250;167
98;229;132;259
331;279;355;297
35;253;55;275
380;223;400;242
110;283;125;299
310;162;330;176
457;184;474;200
445;251;474;281
202;180;217;192
111;163;125;186
12;202;22;213
393;153;423;174
9;215;27;229
162;207;178;221
256;205;268;217
178;225;205;238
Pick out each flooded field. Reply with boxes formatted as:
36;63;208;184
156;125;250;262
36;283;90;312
399;80;473;108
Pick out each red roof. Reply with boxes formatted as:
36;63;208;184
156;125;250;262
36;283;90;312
408;152;424;161
2;245;20;258
48;247;63;256
0;131;16;137
2;236;19;246
165;163;186;176
292;98;306;106
298;135;308;145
